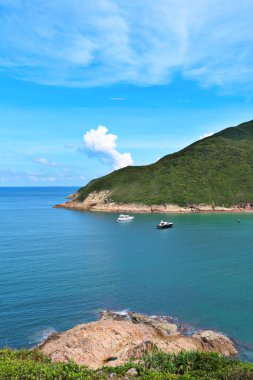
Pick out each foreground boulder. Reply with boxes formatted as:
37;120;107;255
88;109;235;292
39;311;237;369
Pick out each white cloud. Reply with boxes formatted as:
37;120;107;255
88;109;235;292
110;97;126;101
0;166;86;184
83;125;134;169
27;174;56;182
27;175;39;182
65;143;78;150
1;1;253;90
199;132;214;139
34;157;58;166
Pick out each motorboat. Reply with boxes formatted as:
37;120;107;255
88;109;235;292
157;220;173;229
117;214;134;222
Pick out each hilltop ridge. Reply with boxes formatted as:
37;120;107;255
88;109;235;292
56;120;253;212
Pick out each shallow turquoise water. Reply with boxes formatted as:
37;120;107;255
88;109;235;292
1;187;253;360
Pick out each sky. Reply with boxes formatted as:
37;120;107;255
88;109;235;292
1;0;253;186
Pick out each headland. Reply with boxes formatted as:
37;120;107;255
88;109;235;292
38;310;237;369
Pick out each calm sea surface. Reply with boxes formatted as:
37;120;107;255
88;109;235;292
1;187;253;360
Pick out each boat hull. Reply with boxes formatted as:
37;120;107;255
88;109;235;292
117;215;134;221
157;223;173;229
117;218;134;222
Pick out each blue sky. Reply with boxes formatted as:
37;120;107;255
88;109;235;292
1;0;253;186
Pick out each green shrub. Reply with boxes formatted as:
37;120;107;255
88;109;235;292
1;349;253;380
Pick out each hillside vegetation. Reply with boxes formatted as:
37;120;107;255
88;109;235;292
1;349;253;380
77;120;253;207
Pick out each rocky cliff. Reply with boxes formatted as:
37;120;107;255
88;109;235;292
54;189;245;213
39;311;237;369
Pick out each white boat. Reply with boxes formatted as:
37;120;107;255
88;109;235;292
157;220;173;229
117;214;134;222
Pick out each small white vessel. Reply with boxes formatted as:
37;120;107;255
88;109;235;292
117;214;134;222
157;220;173;229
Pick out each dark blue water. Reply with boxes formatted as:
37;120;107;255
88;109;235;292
1;187;253;360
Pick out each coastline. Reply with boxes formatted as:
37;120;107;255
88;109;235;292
54;190;253;214
38;310;237;368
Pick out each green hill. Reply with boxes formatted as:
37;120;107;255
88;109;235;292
77;120;253;207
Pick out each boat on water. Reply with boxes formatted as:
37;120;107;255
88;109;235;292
157;220;174;229
117;214;135;222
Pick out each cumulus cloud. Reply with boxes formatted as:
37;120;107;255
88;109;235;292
1;0;253;91
34;157;58;166
83;125;134;169
199;132;214;139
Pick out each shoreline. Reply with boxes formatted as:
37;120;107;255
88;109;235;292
38;310;237;368
54;190;253;214
55;202;253;214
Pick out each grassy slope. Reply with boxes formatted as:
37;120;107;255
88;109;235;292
77;121;253;207
1;349;253;380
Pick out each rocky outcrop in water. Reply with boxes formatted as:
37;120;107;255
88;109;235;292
39;311;237;368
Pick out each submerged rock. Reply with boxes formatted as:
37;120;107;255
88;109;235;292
39;310;237;369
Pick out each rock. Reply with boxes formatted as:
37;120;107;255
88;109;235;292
126;368;138;377
55;189;252;214
66;193;77;199
39;310;237;369
54;191;200;213
100;311;178;336
193;330;237;356
108;373;117;379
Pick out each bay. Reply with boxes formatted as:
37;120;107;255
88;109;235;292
1;187;253;360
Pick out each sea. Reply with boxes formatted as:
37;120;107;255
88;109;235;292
1;187;253;361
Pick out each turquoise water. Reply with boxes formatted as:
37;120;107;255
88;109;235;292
1;187;253;360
